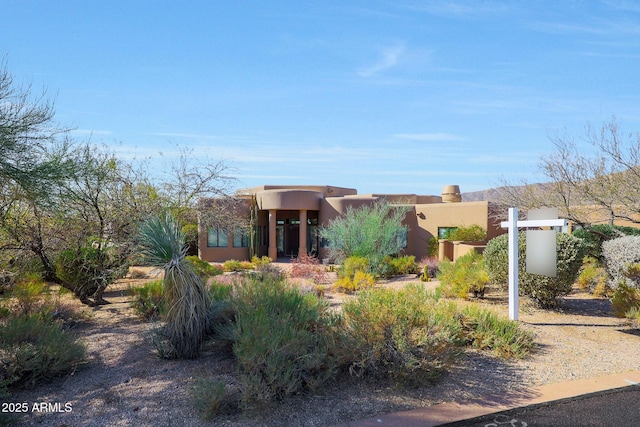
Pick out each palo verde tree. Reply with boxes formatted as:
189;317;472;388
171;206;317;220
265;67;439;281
0;59;79;281
319;200;410;275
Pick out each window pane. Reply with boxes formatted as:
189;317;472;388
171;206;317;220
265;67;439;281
207;228;218;247
218;230;228;247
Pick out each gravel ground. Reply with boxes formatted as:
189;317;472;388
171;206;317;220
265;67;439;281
6;273;640;427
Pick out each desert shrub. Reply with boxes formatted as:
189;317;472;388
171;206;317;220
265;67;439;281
437;252;489;299
251;255;272;268
129;279;166;320
222;260;253;272
334;271;376;294
626;306;640;327
338;256;369;279
610;281;640;317
381;255;419;277
289;253;327;284
427;237;439;257
574;224;640;260
340;284;463;386
484;232;586;308
228;275;340;403
341;284;533;387
254;262;285;282
0;314;85;390
602;236;640;290
186;256;223;278
459;305;534;359
190;378;238;419
55;245;127;305
0;276;82;325
1;254;45;285
447;225;487;242
576;257;610;297
319;201;410;276
7;275;49;317
127;268;149;279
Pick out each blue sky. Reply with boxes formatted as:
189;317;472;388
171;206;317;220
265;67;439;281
2;1;640;195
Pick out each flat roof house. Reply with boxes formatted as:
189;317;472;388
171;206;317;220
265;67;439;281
198;184;504;263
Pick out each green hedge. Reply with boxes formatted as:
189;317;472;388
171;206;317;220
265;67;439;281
484;232;586;308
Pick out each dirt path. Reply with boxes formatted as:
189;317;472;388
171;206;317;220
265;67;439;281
7;276;640;427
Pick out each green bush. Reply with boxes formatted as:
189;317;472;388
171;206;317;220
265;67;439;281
190;378;236;419
319;201;410;276
437;252;489;299
129;279;166;320
341;284;462;386
611;281;640;317
338;256;369;279
186;256;223;278
55;246;126;305
339;284;532;385
222;260;253;272
459;305;534;359
228;275;340;403
447;225;487;242
484;232;586;308
333;270;376;294
0;314;85;390
381;255;419;277
574;224;640;260
576;257;610;297
251;255;272;267
427;237;439;257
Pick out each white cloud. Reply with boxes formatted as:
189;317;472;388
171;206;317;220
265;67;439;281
70;129;112;136
357;43;407;77
152;132;221;140
394;132;466;141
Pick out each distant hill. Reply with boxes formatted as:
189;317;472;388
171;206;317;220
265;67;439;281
461;187;504;202
462;183;548;203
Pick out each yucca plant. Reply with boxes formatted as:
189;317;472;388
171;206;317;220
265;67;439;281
139;213;211;359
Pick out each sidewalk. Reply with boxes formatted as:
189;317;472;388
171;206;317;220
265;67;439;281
330;370;640;427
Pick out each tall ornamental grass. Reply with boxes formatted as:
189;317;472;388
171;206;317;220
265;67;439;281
139;213;210;359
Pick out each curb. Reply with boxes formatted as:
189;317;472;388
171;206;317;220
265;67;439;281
330;370;640;427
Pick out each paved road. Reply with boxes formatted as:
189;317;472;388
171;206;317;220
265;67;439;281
440;386;640;427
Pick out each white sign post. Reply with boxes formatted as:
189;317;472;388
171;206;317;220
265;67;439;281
500;207;568;321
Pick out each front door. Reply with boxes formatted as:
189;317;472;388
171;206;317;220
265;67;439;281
285;223;299;257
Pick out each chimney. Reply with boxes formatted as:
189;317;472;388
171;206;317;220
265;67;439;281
441;185;461;203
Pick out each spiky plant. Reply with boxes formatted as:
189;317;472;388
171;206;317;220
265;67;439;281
139;213;211;359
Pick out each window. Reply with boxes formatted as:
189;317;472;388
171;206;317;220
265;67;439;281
438;227;458;240
207;228;228;248
233;229;249;247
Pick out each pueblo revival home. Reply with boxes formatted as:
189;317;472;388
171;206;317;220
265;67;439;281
198;184;503;263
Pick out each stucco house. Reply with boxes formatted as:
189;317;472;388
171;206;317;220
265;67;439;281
198;184;504;263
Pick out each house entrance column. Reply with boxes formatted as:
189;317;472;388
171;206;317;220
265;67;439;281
268;209;277;260
299;209;307;257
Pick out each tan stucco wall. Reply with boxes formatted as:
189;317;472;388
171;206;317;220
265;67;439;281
198;185;503;263
241;185;357;198
198;230;251;263
256;189;323;211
